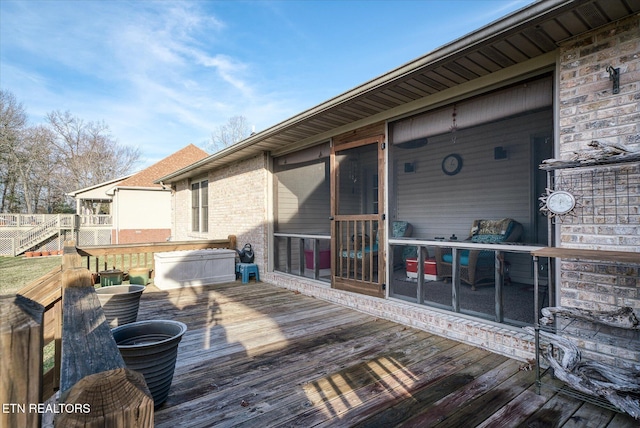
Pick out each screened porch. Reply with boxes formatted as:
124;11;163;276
272;75;555;328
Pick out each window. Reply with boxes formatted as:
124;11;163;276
191;180;208;233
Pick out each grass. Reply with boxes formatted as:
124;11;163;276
0;255;62;296
1;254;151;374
0;256;62;374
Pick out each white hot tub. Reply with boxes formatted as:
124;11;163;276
154;249;236;290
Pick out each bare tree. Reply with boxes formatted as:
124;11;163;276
0;90;27;212
208;115;252;153
12;125;57;213
1;92;140;213
46;110;140;192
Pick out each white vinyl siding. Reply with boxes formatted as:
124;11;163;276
392;109;552;240
391;108;552;284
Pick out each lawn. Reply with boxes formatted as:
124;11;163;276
0;255;62;295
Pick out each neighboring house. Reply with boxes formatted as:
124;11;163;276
157;1;640;367
68;144;208;245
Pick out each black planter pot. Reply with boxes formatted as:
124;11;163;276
112;320;187;407
96;285;145;327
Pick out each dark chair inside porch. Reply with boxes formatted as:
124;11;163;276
434;218;523;290
341;220;412;279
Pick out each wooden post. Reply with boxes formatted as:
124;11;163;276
62;240;82;270
0;295;44;428
56;369;154;427
228;234;237;251
52;299;63;392
57;262;154;427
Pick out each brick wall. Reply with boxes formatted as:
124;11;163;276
264;271;536;362
558;14;640;156
556;15;640;368
173;178;191;240
172;154;269;268
115;228;171;244
208;154;269;267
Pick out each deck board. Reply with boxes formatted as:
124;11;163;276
135;281;637;427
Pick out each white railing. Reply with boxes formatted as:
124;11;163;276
2;214;76;255
0;214;112;229
79;215;112;227
0;214;19;226
16;216;61;254
0;213;77;228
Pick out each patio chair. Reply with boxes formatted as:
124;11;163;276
341;221;412;279
390;221;414;269
341;231;377;280
434;218;523;290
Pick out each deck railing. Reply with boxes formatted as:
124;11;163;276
0;214;78;256
78;214;112;226
56;245;154;426
0;213;76;228
14;264;64;401
3;236;237;427
77;236;237;276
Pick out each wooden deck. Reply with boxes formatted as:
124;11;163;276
137;281;637;427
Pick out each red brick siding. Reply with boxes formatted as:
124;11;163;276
113;228;171;244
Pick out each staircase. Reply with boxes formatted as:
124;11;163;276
14;215;75;256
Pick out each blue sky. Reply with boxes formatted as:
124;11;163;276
1;0;533;168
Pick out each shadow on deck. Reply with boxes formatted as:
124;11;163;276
137;281;637;427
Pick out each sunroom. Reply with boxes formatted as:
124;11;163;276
273;73;554;328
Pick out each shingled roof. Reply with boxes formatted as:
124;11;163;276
118;144;208;189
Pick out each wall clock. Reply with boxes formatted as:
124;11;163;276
442;153;463;176
539;188;578;219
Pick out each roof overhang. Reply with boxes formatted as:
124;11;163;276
157;0;640;184
66;173;135;197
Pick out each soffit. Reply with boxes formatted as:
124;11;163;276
159;0;639;183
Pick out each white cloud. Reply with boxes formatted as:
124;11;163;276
1;0;284;166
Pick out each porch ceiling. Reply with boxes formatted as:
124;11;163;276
158;0;640;184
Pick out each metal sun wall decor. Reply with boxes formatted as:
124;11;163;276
539;187;581;222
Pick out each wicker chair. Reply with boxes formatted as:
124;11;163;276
391;221;413;268
434;218;523;290
341;221;412;279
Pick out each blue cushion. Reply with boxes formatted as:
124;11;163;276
342;244;378;259
443;250;494;266
442;250;470;266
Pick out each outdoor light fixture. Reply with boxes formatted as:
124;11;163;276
494;146;508;160
404;162;415;173
606;65;620;94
